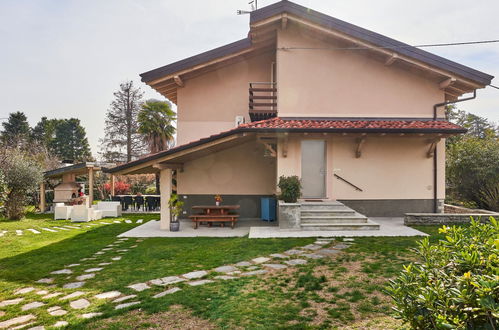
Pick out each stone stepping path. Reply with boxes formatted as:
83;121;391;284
0;314;36;328
0;237;346;329
0;220;147;239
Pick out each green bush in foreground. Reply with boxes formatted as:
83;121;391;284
387;217;499;329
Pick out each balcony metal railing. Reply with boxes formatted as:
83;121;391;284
249;82;277;122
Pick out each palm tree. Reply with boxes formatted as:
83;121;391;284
137;100;176;193
138;100;176;153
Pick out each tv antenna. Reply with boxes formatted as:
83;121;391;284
237;0;258;15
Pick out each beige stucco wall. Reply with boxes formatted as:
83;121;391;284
176;52;274;145
276;26;445;118
177;141;276;195
276;134;445;200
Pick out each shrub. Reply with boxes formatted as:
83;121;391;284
386;217;499;329
277;175;301;203
103;181;131;195
0;149;43;219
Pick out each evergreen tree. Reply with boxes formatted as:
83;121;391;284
100;81;146;162
1;111;31;147
51;118;92;162
31;117;60;147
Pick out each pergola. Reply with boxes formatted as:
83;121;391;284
40;162;115;211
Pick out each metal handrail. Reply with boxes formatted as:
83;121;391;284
333;174;363;192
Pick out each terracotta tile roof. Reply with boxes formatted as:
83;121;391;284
241;117;465;131
108;117;465;173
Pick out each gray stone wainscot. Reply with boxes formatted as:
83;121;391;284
404;213;499;225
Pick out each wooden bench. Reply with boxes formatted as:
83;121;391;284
189;214;239;229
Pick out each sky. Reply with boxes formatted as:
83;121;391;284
1;0;498;157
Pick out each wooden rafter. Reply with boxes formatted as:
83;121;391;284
385;53;398;66
427;138;441;158
355;136;366;158
439;77;456;90
174;75;184;87
257;137;277;158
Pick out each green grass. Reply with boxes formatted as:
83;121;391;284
0;214;449;329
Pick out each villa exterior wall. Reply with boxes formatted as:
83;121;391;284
176;52;274;145
177;140;276;195
276;25;445;119
276;134;445;216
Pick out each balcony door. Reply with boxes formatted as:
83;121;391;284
301;140;326;198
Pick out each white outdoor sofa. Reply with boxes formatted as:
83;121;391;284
71;205;103;222
94;201;122;218
54;203;73;220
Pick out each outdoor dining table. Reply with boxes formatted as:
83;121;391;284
190;205;240;229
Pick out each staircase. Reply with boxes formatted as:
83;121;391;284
299;200;379;231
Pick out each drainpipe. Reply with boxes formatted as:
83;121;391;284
431;90;477;212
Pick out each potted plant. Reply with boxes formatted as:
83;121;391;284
168;193;184;232
277;175;301;203
214;194;222;206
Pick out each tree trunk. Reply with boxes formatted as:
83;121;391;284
155;172;160;194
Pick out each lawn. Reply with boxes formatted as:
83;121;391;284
0;213;443;329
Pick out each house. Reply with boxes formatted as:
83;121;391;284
107;0;493;230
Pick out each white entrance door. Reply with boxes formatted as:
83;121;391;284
301;140;326;198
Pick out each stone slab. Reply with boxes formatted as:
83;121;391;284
35;290;49;295
269;253;288;259
0;314;36;328
111;257;122;261
27;229;41;234
241;270;268;276
153;287;181;298
70;298;90;309
182;270;208;279
51;269;72;275
84;268;103;272
14;287;35;295
214;275;238;280
115;301;140;309
284;249;304;255
187;280;214;286
80;312;102;319
42;292;62;299
213;265;238;273
159;276;186;285
76;274;95;281
67;264;80;268
41;227;57;232
49;309;67;316
301;253;324;259
127;283;150;292
113;295;137;303
284;259;308;265
95;291;121;299
0;297;24;307
302;244;322;250
235;261;252;267
262;263;288;270
63;282;85;289
22;301;45;311
59;291;85;300
53;321;69;327
251;257;270;264
317;249;341;255
47;306;61;312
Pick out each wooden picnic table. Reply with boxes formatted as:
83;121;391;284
190;205;240;229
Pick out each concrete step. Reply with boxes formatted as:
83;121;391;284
301;216;368;224
300;220;380;231
301;210;356;217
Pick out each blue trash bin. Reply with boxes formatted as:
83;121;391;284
261;197;276;221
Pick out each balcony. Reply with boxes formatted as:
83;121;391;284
249;82;277;122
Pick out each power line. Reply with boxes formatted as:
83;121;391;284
278;39;499;51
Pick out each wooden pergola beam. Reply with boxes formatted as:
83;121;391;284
174;75;184;87
88;167;94;205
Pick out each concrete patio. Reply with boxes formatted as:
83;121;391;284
118;217;427;238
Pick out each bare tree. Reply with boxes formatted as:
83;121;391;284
100;81;146;162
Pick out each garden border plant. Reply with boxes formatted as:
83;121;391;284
386;217;499;329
